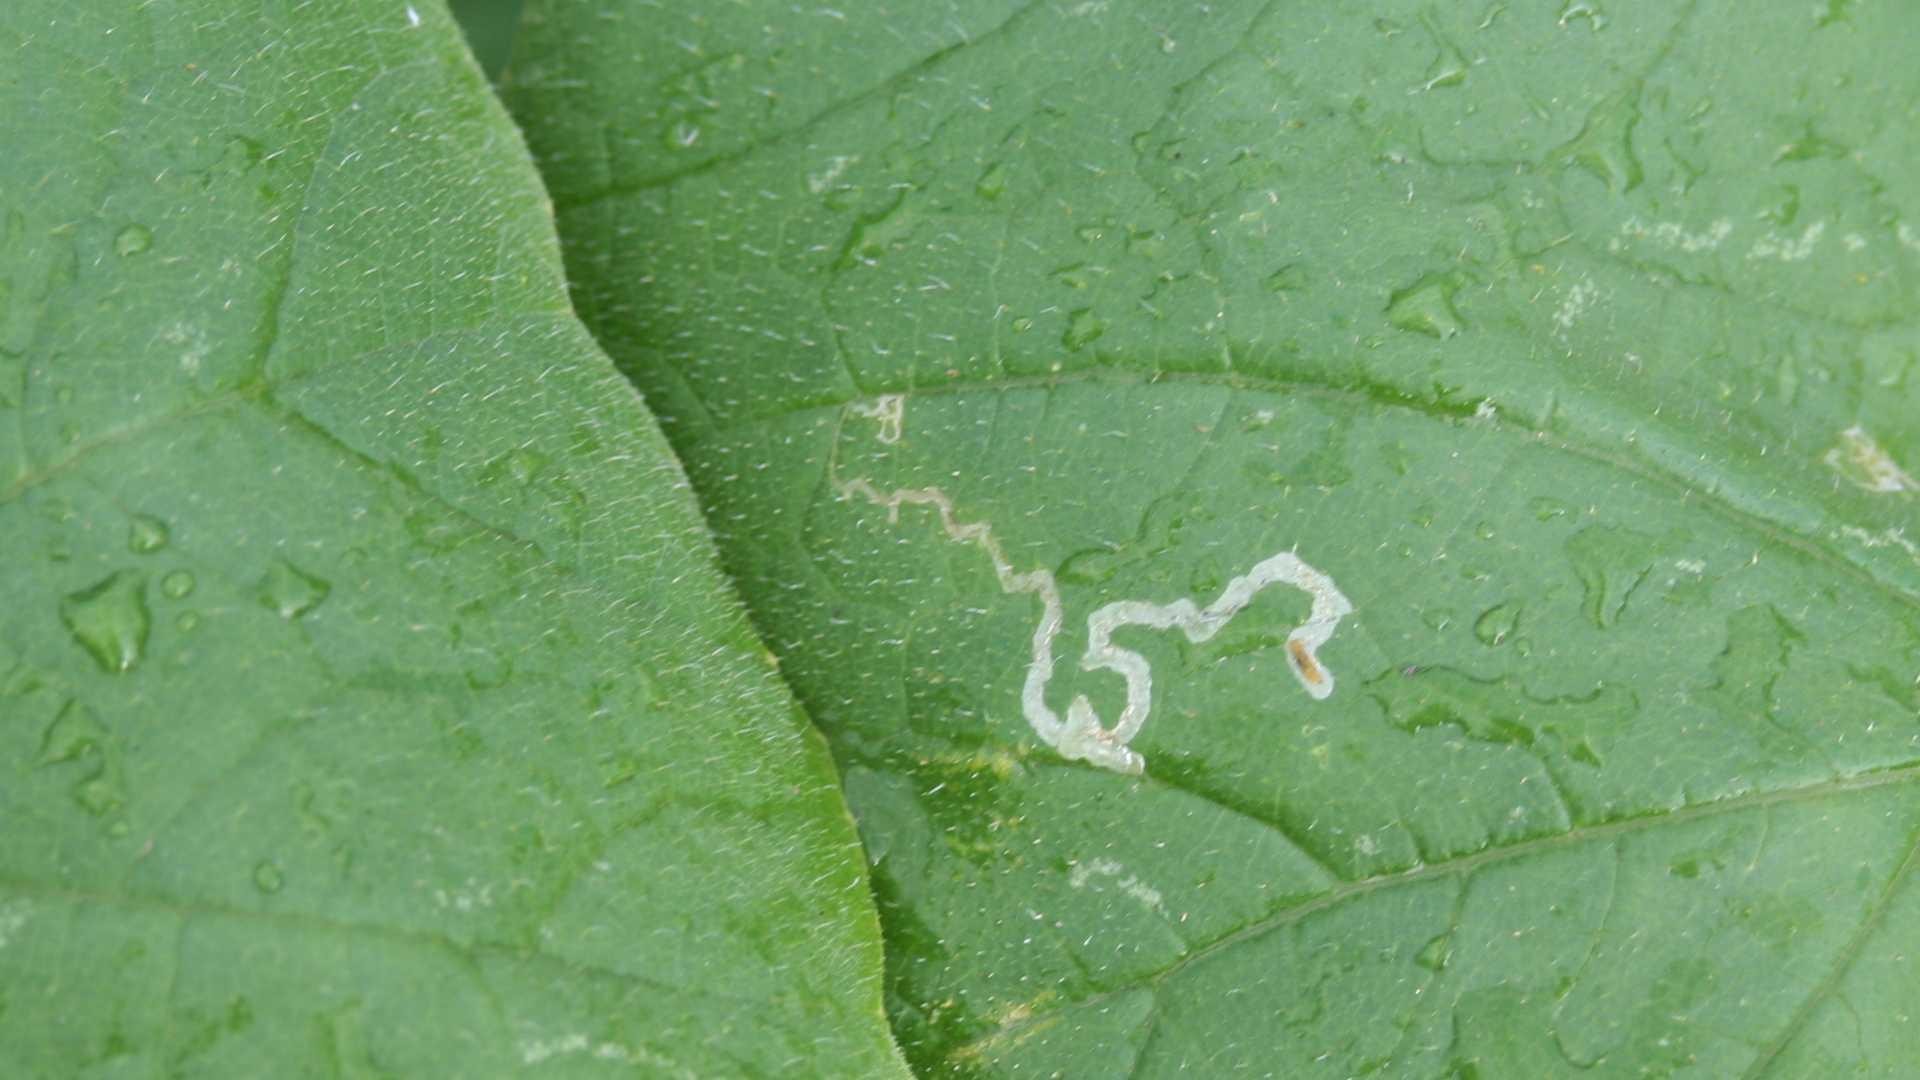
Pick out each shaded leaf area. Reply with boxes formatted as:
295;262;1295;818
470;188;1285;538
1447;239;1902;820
0;3;907;1076
510;0;1920;1074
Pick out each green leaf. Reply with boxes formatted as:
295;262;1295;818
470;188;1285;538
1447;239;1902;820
506;1;1920;1075
1;3;906;1076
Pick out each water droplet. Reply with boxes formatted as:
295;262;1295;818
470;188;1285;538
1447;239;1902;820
1421;607;1455;632
1557;0;1608;30
1062;308;1105;351
1053;263;1096;290
1473;602;1520;645
1473;520;1497;542
60;571;150;673
1059;547;1124;586
1565;525;1653;628
505;448;546;485
974;163;1007;201
128;514;169;554
1551;87;1641;192
1385;272;1464;339
252;861;284;893
113;224;152;257
1529;496;1570;522
1416;932;1453;971
40;698;105;764
1010;316;1034;334
1075;224;1107;244
665;121;700;149
258;558;329;619
175;611;200;632
1265;264;1307;293
74;766;125;817
160;570;196;599
1125;227;1166;259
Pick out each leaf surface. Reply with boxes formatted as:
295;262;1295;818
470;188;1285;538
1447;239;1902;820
509;1;1920;1075
0;3;907;1075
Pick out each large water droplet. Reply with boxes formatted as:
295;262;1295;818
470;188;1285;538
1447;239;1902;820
128;514;170;554
113;224;153;257
60;571;150;673
258;558;329;619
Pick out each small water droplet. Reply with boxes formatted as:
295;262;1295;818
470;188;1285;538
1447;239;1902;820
494;447;547;486
1422;608;1455;632
128;514;170;554
1473;602;1520;645
1265;264;1307;293
252;861;284;893
1063;308;1105;351
60;571;150;673
114;224;153;257
1565;525;1654;629
258;558;329;619
1010;316;1034;334
175;611;200;632
1386;272;1464;339
974;163;1007;200
1529;496;1570;521
161;570;196;599
665;121;700;149
1075;224;1107;244
75;767;125;817
1416;932;1452;971
40;699;105;764
1473;520;1496;542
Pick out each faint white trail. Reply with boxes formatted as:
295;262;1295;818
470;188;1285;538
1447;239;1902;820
830;395;1350;775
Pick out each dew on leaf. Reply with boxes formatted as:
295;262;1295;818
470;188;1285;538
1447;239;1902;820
252;861;284;893
1552;87;1642;192
1416;932;1453;971
1565;525;1653;628
40;698;106;764
128;514;170;554
1385;272;1464;339
73;765;126;817
1473;602;1520;645
113;224;152;257
160;570;195;599
60;570;150;673
1529;496;1571;522
258;557;330;619
1265;264;1307;294
974;162;1007;201
1062;308;1106;350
